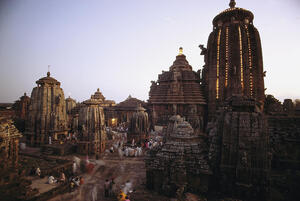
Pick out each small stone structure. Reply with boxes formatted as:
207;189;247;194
25;71;68;146
105;95;147;127
12;93;31;133
65;96;77;130
127;104;149;144
0;117;22;168
77;96;106;155
146;115;211;196
13;93;31;120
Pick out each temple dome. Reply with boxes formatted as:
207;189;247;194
213;0;254;27
36;71;60;85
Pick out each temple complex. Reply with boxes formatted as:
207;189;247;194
148;48;206;134
77;96;106;155
0;0;299;200
127;104;149;144
24;71;68;146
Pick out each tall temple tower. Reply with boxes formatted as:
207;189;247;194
201;0;265;118
203;1;270;199
25;71;68;146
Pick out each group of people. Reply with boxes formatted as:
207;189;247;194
69;176;84;191
104;178;115;197
48;172;66;184
144;138;162;150
48;132;78;145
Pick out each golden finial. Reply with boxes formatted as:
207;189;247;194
229;0;236;8
179;47;183;55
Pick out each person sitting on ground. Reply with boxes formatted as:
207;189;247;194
123;180;132;194
36;167;41;177
110;146;114;153
48;175;57;184
59;172;66;183
72;176;80;187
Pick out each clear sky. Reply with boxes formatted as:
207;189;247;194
0;0;299;103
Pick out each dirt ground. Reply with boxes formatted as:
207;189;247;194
48;151;173;201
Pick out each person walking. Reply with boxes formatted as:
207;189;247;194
104;179;110;197
109;178;115;197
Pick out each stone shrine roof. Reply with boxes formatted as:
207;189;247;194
36;71;61;86
213;0;254;26
149;48;206;105
92;88;105;101
115;95;147;111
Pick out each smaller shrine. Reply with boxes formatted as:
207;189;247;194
127;104;149;145
0;117;22;169
77;96;106;156
105;95;147;127
146;115;211;196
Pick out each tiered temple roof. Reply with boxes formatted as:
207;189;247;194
149;48;206;105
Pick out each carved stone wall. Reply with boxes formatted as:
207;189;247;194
146;115;211;196
0;117;22;169
202;1;265;119
77;99;106;155
148;49;206;133
127;105;149;144
209;96;270;200
25;72;68;146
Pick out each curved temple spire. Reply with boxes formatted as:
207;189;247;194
229;0;236;8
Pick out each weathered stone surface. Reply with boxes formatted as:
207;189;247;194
201;1;265;119
77;97;106;155
13;93;31;120
25;71;68;146
148;49;206;133
105;95;147;127
127;104;149;144
146;115;211;196
208;96;270;200
0;117;22;169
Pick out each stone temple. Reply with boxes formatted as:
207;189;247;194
24;71;68;146
127;104;149;144
146;115;211;196
146;1;271;200
148;48;206;134
77;94;107;156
